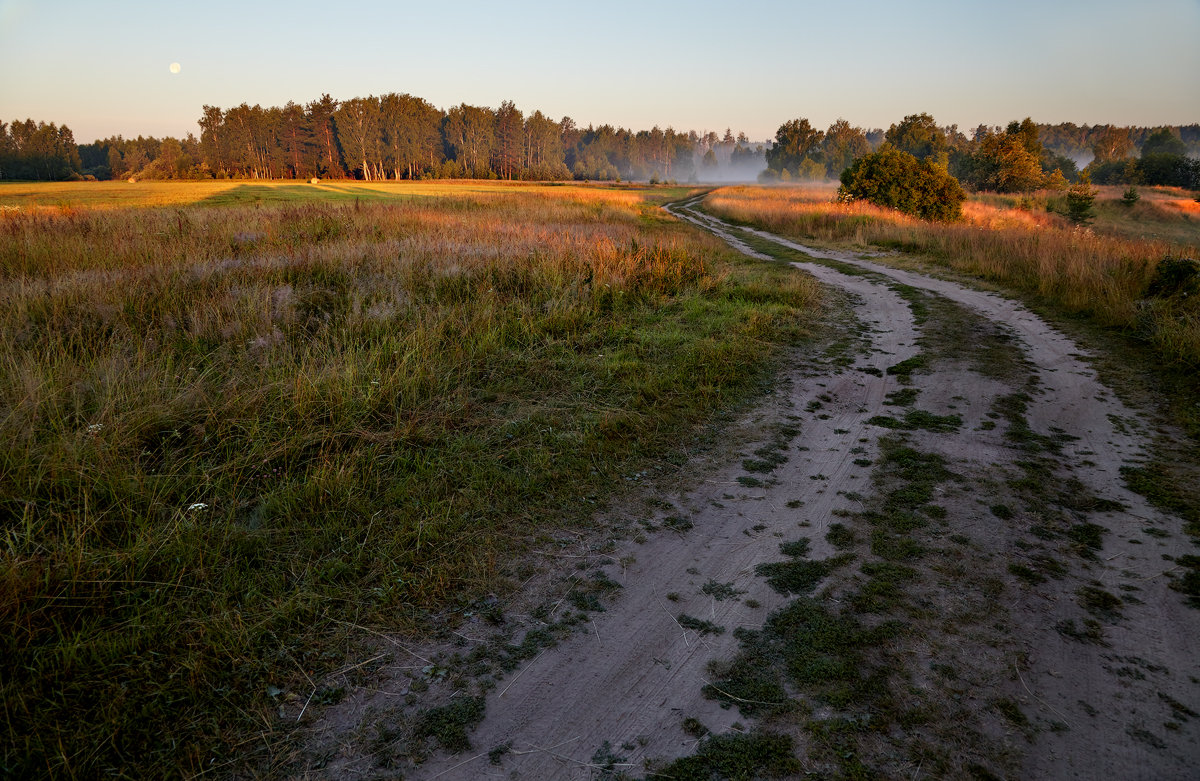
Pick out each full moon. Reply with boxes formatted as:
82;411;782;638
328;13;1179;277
169;62;181;74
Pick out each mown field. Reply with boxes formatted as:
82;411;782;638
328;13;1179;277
0;181;823;777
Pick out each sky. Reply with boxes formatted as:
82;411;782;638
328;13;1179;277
1;0;1198;143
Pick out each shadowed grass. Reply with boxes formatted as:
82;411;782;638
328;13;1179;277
0;185;822;777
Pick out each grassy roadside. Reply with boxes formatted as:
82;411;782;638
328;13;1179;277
654;226;1187;779
703;185;1200;372
701;185;1200;540
0;184;823;777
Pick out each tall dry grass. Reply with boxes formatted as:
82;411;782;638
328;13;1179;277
704;186;1200;368
0;188;821;776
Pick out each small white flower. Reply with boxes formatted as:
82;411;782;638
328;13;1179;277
187;502;209;511
86;424;104;434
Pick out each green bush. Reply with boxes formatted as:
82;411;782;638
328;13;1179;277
1066;172;1096;225
838;147;965;221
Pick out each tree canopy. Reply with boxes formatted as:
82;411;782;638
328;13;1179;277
0;120;83;180
839;147;965;221
9;99;1200;189
950;119;1047;193
821;119;872;179
765;118;823;176
885;113;948;167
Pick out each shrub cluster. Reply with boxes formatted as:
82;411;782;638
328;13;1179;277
838;147;966;221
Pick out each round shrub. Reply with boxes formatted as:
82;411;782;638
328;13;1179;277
838;147;965;221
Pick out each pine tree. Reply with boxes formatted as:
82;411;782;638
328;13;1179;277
1066;172;1096;224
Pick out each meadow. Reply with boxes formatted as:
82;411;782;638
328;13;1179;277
0;181;823;777
703;184;1200;371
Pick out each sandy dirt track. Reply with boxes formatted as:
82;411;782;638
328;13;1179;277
307;198;1199;780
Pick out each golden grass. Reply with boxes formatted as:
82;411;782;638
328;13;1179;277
704;185;1200;368
0;185;823;776
0;179;667;211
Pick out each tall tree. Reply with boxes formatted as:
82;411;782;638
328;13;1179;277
1;119;82;180
885;113;948;167
976;131;1044;192
1006;117;1041;158
1091;125;1133;163
765;118;823;176
494;100;524;180
1141;127;1187;158
378;93;443;179
198;105;230;175
306;94;344;178
444;104;495;177
279;101;311;179
523;110;566;177
334;96;383;180
821;119;870;178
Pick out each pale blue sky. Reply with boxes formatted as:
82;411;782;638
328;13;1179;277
1;0;1197;142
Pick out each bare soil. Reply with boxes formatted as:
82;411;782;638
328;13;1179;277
296;200;1200;780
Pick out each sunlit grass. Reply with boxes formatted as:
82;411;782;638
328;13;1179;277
0;178;678;211
0;185;822;776
704;185;1200;368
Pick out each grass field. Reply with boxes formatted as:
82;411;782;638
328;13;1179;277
0;179;661;210
703;184;1200;370
0;181;823;777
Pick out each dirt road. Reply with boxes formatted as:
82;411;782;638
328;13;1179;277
309;198;1199;779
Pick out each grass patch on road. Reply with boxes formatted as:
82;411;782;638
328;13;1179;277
868;410;963;433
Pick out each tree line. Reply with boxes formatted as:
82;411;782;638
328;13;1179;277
73;94;765;184
3;93;1199;188
0;120;83;181
765;113;1200;193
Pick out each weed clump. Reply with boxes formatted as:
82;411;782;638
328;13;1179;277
1121;463;1200;537
1145;256;1199;299
756;553;854;595
652;731;801;780
886;354;929;383
702;580;745;601
868;410;962;433
1076;585;1123;618
678;614;726;636
1168;555;1200;607
826;523;857;549
412;696;486;753
1056;618;1106;644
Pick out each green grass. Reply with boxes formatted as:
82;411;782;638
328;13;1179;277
884;387;920;406
885;354;930;383
1168;555;1200;607
678;614;726;636
705;597;902;716
650;731;801;780
0;185;823;777
1121;463;1200;538
755;543;855;595
867;410;963;433
702;580;745;601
